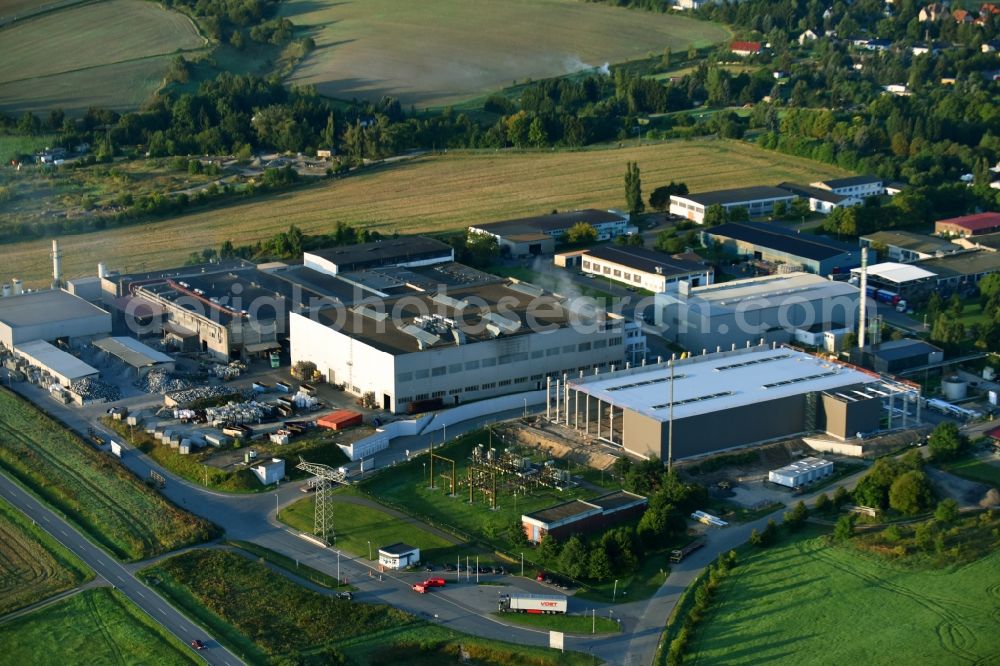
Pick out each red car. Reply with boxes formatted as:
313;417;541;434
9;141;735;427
190;640;206;650
423;577;446;587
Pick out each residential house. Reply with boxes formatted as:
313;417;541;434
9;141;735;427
798;29;819;45
731;41;763;57
777;182;862;214
919;3;950;22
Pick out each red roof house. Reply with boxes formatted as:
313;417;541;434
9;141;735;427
730;41;763;56
935;212;1000;237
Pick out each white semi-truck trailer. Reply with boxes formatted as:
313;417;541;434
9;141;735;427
498;593;567;614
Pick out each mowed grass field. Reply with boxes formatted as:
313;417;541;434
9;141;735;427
280;0;728;107
686;533;1000;665
279;490;472;564
0;496;92;615
0;587;196;665
0;0;205;114
5;140;850;285
0;388;218;561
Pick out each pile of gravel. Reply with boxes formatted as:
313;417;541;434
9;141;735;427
135;369;192;394
70;377;122;402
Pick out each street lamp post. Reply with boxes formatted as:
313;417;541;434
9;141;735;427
520;552;524;577
367;540;372;561
423;462;426;484
337;550;340;583
613;579;619;602
592;608;596;634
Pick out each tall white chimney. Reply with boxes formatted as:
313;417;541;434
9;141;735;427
12;278;23;296
858;247;868;349
51;239;62;289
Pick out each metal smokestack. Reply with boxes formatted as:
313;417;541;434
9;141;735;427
51;239;62;289
858;247;868;349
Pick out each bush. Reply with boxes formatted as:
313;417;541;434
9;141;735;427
834;514;855;542
934;498;960;524
814;493;832;514
783;501;809;531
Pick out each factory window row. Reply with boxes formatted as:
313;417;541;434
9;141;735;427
609;337;623;345
594;340;607;349
578;342;591;352
498;379;512;387
415;393;429;400
432;390;446;398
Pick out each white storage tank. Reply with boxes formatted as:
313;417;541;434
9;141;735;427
942;376;967;401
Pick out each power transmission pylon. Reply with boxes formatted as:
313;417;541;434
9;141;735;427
296;459;346;545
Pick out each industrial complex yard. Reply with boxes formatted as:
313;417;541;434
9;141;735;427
2;2;1000;661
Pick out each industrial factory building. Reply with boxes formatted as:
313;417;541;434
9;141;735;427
522;490;648;543
13;339;99;387
290;281;633;414
0;289;111;349
303;237;454;276
548;345;892;461
669;186;796;224
91;336;175;377
701;222;860;275
578;245;714;293
656;272;859;352
469;209;632;257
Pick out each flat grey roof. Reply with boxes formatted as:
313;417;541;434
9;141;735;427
704;222;856;261
14;340;99;381
678;186;795;207
310;281;611;356
588;490;647;512
861;231;957;255
917;250;1000;279
525;499;600;525
585;245;707;277
378;542;418;555
93;337;173;368
815;175;882;189
0;289;109;328
305;237;452;270
571;346;877;421
472;209;625;235
777;182;851;204
671;272;858;308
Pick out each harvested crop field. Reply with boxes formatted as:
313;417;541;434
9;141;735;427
0;388;218;561
281;0;728;107
0;496;91;615
0;0;206;114
4;140;849;286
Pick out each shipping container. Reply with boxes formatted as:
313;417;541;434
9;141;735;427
317;409;363;430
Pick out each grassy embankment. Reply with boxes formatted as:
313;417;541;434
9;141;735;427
0;496;92;615
0;388;218;561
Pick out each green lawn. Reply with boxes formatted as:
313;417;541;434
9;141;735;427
279;487;479;565
0;587;195;665
940;455;1000;487
495;612;620;634
914;298;990;328
686;531;1000;664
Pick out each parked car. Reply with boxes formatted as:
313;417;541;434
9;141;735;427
443;563;455;572
336;591;353;600
425;564;435;572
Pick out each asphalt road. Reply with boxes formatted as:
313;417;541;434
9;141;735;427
0;474;243;666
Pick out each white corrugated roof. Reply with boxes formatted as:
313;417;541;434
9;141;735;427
14;340;99;382
851;262;936;283
92;336;173;368
570;346;877;421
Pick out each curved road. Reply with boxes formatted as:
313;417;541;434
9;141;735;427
5;379;883;666
0;475;242;666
